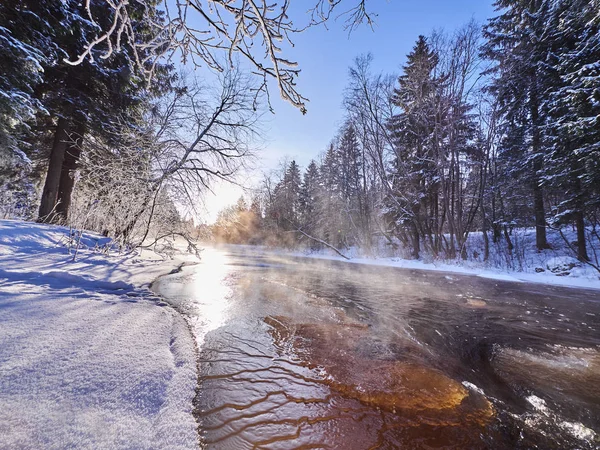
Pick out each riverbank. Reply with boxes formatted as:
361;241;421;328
288;248;600;291
0;219;199;449
216;237;600;291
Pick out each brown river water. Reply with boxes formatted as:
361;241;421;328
154;246;600;449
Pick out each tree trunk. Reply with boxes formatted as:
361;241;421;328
56;121;86;221
411;221;420;259
483;227;490;262
503;225;514;258
532;173;549;250
575;210;589;262
530;71;550;251
38;117;69;222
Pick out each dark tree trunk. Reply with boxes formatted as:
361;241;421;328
483;227;490;262
503;225;514;257
575;210;589;262
411;221;420;259
56;121;86;221
530;72;550;251
38;117;69;222
532;172;549;250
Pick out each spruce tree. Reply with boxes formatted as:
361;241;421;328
544;0;600;261
33;0;172;222
0;0;54;153
482;0;556;250
299;160;320;237
386;36;444;258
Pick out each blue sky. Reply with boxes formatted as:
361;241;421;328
258;0;497;170
202;0;498;222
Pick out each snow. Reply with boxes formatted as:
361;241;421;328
279;250;600;290
476;272;524;283
0;219;199;449
249;226;600;291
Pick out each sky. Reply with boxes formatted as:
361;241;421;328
201;0;498;223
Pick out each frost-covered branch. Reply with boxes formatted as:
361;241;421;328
65;0;374;112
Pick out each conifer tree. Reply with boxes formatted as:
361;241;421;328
299;160;320;236
386;36;445;258
482;0;556;250
544;0;600;261
32;0;172;222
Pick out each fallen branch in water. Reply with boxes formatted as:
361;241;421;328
292;228;351;260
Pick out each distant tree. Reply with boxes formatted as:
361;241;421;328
318;143;347;247
337;123;368;246
299;160;321;239
278;160;302;229
343;53;396;248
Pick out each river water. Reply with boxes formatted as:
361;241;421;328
153;246;600;449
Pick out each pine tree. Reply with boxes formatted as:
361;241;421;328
482;0;556;250
544;0;600;261
386;36;445;258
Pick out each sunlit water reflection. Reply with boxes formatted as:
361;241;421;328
154;246;600;449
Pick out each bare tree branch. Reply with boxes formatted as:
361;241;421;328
65;0;374;112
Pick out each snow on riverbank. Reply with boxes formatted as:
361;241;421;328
285;249;600;290
0;219;199;449
278;247;600;290
225;227;600;290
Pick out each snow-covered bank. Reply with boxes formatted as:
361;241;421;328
225;227;600;290
0;220;199;449
284;249;600;290
287;250;600;290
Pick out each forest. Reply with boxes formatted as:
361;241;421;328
1;0;599;270
211;2;600;271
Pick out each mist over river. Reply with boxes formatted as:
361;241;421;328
153;246;600;449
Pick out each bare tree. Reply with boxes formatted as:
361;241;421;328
70;68;261;247
432;21;484;258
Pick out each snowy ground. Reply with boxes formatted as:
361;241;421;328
0;220;199;450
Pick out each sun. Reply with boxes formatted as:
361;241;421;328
201;181;245;224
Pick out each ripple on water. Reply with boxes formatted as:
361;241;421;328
195;314;497;449
493;346;600;448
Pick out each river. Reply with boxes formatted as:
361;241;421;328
153;246;600;449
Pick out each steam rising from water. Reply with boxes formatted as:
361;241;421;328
155;246;600;449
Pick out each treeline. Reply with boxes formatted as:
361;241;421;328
212;1;600;265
